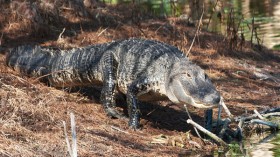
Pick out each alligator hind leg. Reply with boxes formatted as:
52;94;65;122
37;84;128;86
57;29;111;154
101;52;126;119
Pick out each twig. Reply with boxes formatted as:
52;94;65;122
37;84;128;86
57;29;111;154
219;97;233;119
238;117;244;128
9;73;36;88
250;119;279;129
261;107;280;114
147;103;172;116
186;4;204;56
136;25;147;38
111;126;129;134
70;113;77;157
155;23;165;34
216;104;222;130
146;107;159;116
0;32;3;46
263;112;280;117
206;0;220;29
258;133;278;144
184;105;202;139
254;109;264;120
81;37;86;43
63;121;73;157
97;27;108;37
250;13;255;47
236;109;280;122
187;119;228;146
254;26;261;48
239;114;257;121
63;113;78;157
58;28;66;41
60;7;75;10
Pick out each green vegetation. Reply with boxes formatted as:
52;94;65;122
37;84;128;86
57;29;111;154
271;133;280;156
273;44;280;50
102;0;280;49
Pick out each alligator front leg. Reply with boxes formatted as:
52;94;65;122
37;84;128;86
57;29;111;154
127;78;151;129
100;52;125;119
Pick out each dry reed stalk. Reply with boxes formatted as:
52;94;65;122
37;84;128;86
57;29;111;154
186;4;204;56
206;0;220;29
63;113;78;157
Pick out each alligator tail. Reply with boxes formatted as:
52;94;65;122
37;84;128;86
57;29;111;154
6;45;53;77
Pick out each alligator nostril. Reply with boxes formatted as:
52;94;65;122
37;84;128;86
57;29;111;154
203;91;221;105
204;74;208;80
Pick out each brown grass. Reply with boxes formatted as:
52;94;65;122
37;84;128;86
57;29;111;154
0;1;279;156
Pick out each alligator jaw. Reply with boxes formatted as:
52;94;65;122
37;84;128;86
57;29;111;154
189;100;216;109
180;95;216;109
167;78;219;109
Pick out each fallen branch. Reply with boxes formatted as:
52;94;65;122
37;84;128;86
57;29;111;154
263;112;280;117
258;132;278;144
254;109;264;120
261;107;280;114
187;119;227;146
184;105;202;139
250;119;279;129
183;98;279;146
236;108;280;122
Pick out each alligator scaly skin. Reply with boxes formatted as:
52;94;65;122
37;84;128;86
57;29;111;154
6;38;220;129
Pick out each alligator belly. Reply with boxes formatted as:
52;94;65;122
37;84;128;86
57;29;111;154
138;91;169;102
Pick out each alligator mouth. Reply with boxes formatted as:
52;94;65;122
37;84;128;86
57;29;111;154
167;79;219;109
191;101;216;109
182;97;216;109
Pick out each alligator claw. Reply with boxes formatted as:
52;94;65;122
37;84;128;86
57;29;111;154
129;116;140;130
129;125;138;131
106;108;127;119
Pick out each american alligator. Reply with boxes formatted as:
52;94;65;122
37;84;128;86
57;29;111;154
6;38;221;129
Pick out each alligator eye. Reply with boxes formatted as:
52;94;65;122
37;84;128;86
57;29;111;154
186;73;191;78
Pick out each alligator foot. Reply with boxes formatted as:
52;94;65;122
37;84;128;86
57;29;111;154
128;114;140;130
106;108;127;119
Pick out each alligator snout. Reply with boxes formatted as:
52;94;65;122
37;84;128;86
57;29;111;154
166;69;221;109
202;91;221;105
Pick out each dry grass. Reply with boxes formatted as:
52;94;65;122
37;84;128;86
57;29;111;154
0;72;201;156
0;1;279;156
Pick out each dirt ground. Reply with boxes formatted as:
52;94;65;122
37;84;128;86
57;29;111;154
0;1;279;156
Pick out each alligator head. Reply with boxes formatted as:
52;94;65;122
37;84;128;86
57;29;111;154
166;60;220;109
